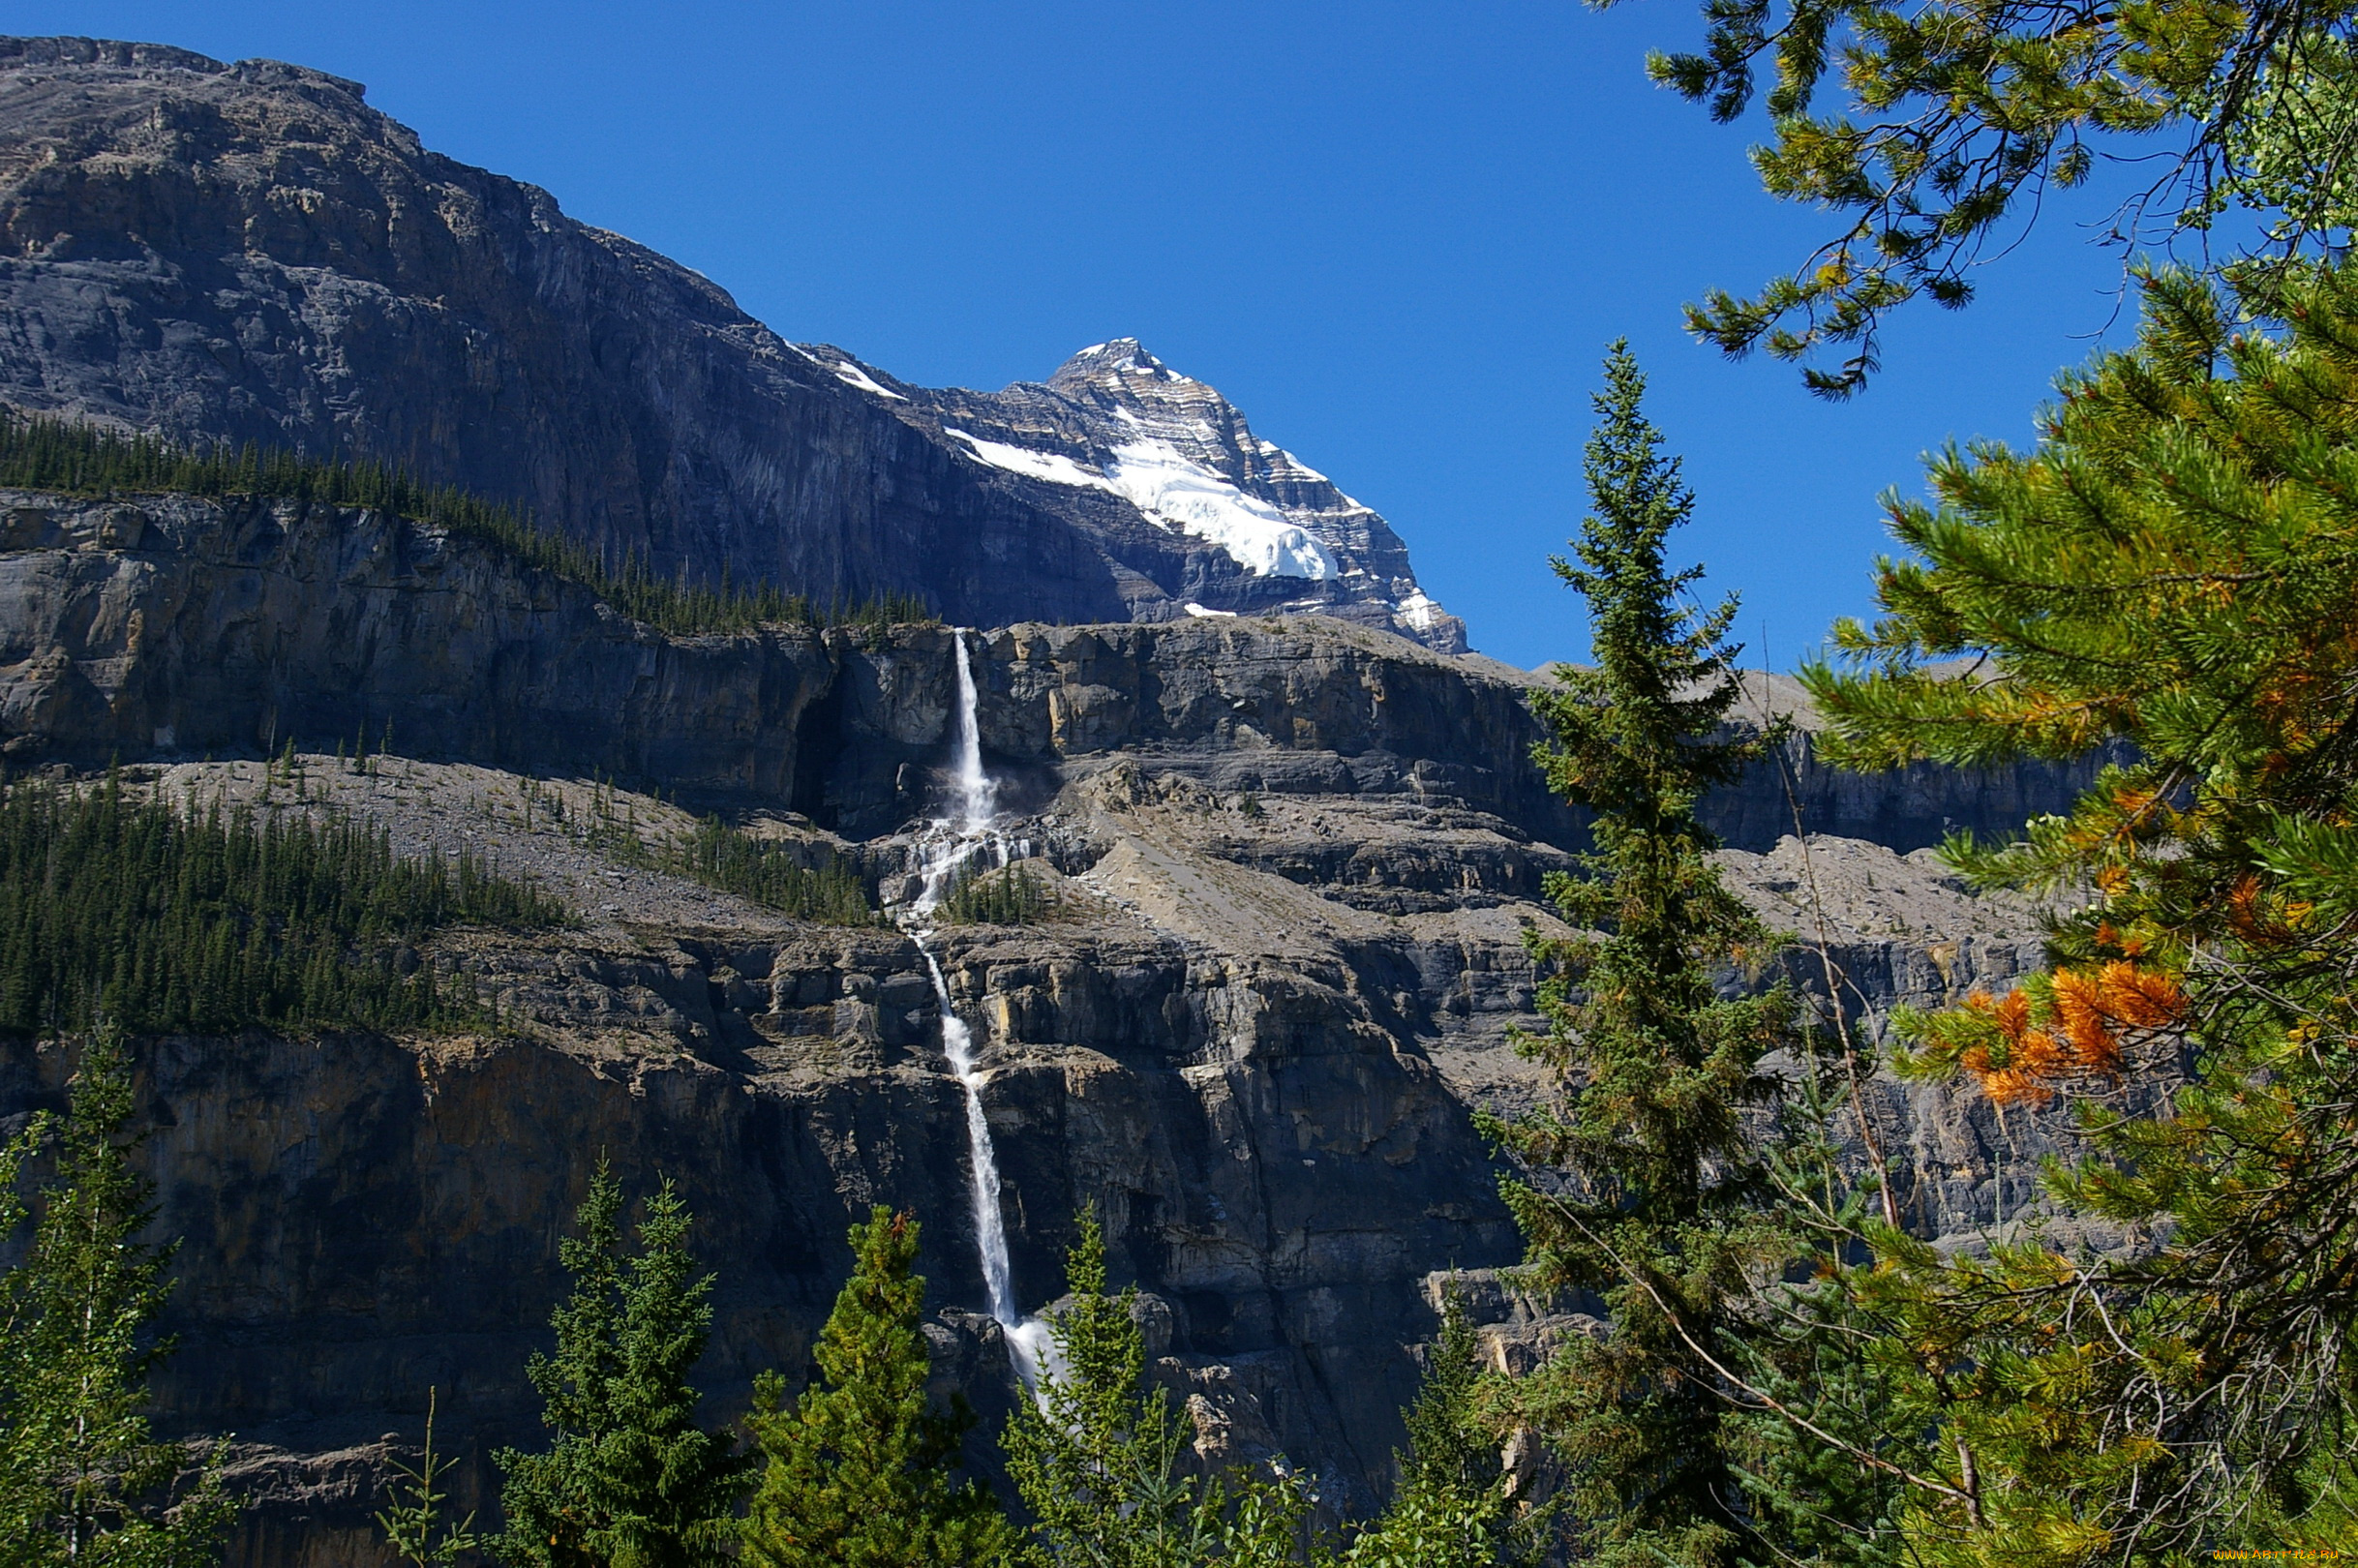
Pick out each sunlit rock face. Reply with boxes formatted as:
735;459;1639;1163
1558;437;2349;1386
0;37;1460;649
898;339;1467;649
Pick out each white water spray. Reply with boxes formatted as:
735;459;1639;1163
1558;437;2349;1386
905;629;1054;1386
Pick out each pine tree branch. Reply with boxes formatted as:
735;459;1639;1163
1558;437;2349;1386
1532;1190;1988;1524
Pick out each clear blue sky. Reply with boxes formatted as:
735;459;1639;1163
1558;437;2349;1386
19;1;2167;668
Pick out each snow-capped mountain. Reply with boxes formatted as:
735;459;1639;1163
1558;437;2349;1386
809;340;1466;651
0;38;1467;652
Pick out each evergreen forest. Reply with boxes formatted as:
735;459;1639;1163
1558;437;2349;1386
936;861;1054;926
503;774;878;926
0;776;562;1036
648;816;879;927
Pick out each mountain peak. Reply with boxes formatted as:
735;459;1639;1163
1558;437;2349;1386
1048;338;1190;390
912;337;1468;650
0;41;1466;651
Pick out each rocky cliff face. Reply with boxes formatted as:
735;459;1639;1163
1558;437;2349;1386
894;339;1466;648
5;891;1519;1564
0;33;2118;1568
0;36;1460;648
0;487;2093;853
0;486;2102;1564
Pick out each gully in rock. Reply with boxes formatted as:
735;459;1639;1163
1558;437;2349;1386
899;630;1056;1387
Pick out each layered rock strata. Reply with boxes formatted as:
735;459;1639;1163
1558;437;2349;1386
0;489;2095;853
0;488;2101;1564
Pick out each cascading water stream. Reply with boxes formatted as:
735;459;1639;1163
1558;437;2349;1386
922;948;1019;1321
904;629;1054;1386
948;626;997;834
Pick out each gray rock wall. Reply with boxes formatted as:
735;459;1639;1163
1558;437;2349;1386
0;39;1136;628
0;487;2114;1563
0;911;1522;1562
0;491;839;790
0;489;2099;856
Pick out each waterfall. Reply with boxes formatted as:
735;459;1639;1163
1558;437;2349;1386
906;629;1054;1386
948;626;998;833
920;950;1014;1306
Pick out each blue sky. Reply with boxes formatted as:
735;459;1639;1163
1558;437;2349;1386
19;2;2171;667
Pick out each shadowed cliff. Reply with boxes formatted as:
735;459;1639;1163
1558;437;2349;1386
0;485;2114;1565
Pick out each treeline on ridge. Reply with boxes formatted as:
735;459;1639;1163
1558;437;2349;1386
0;776;563;1036
0;413;935;637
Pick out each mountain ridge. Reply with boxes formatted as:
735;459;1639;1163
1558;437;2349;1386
0;36;2103;1568
0;35;1464;648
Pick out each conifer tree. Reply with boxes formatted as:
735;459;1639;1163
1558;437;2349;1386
1398;1291;1496;1504
1001;1212;1313;1568
1005;1210;1214;1566
495;1165;751;1568
1486;343;1800;1568
1338;1289;1554;1568
0;1028;237;1565
0;1109;41;1538
1793;257;2358;1561
373;1389;478;1568
1716;1060;1909;1568
741;1207;1017;1568
1638;0;2358;393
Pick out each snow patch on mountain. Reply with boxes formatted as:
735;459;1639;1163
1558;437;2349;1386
900;336;1465;646
946;428;1338;581
947;430;1106;489
1395;589;1447;633
830;357;905;401
1102;440;1337;580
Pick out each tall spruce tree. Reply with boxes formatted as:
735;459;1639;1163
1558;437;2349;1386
495;1165;750;1568
1398;1292;1498;1503
1486;343;1799;1568
741;1207;1017;1568
0;1028;237;1566
0;1107;42;1549
1003;1211;1217;1567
